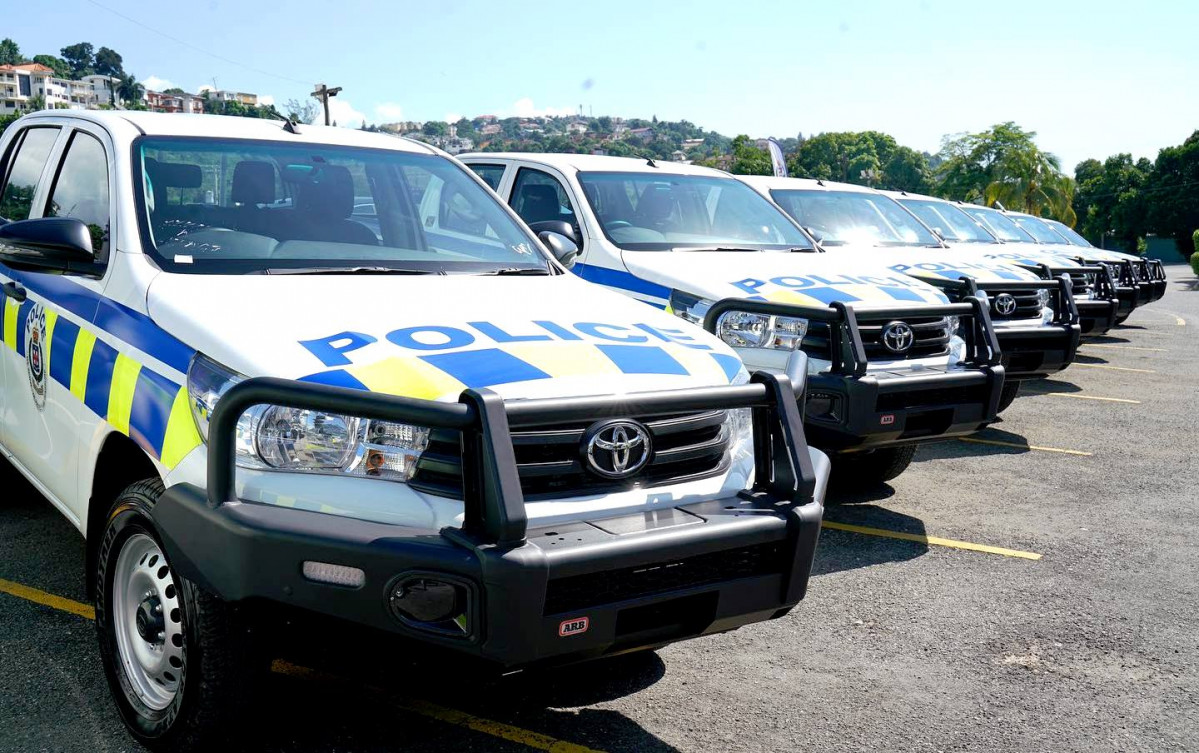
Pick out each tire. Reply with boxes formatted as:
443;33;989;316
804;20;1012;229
831;445;917;489
95;478;262;751
997;382;1021;412
1114;313;1131;325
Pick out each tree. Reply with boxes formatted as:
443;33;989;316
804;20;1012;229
283;98;320;124
422;120;449;137
882;146;934;193
27;94;45;111
60;42;95;78
788;131;911;187
1073;154;1151;251
32;54;71;79
163;87;186;95
116;74;144;106
727;135;772;176
93;47;125;77
1145;131;1199;258
0;38;23;66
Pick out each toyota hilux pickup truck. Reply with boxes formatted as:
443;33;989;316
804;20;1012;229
1011;211;1167;309
955;203;1154;324
460;153;1006;487
739;176;1079;410
883;190;1121;337
0;111;830;751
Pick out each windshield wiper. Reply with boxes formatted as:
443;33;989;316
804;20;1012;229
674;246;762;253
260;266;438;275
476;267;553;276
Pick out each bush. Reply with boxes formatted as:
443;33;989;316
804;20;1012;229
1136;237;1148;256
1191;251;1199;277
1193;229;1199;256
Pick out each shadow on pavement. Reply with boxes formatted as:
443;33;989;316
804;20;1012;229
812;504;929;575
1022;377;1082;394
1073;352;1109;365
912;427;1033;461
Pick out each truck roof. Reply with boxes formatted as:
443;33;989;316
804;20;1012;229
737;175;878;194
16;110;437;154
459;152;731;177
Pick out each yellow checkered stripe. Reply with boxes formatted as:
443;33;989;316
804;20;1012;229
0;296;201;470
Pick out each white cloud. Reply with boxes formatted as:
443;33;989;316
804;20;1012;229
444;112;463;124
143;75;174;92
197;84;215;94
328;97;367;128
375;102;404;122
258;94;275;107
507;97;576;118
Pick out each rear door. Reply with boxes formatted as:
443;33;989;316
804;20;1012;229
0;124;64;459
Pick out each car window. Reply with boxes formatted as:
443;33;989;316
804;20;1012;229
0;127;60;222
136;137;549;274
467;163;505;191
45;131;110;255
769;189;939;247
510;168;578;230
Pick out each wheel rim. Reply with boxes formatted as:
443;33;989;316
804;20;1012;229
112;532;185;711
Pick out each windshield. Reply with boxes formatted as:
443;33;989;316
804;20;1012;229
1046;220;1091;247
576;171;812;251
769;189;940;247
1010;214;1070;245
135;137;550;274
958;205;1035;243
898;198;997;243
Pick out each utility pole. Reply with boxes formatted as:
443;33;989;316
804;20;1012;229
311;83;342;126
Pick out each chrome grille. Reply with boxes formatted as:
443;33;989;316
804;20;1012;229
410;410;731;500
979;287;1042;321
802;315;952;361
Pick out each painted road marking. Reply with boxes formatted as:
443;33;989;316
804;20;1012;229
1026;391;1141;404
0;579;604;753
821;521;1042;560
1080;343;1167;352
0;578;96;619
1071;362;1156;374
273;661;604;753
958;437;1093;456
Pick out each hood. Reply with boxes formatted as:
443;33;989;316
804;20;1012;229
943;241;1082;269
820;244;1044;285
620;249;950;309
146;273;745;401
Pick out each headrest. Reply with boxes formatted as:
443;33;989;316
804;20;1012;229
518;184;560;223
297;165;354;219
145;158;202;188
231;160;276;206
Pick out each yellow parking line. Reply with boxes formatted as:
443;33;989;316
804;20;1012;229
821;521;1042;560
0;579;604;753
0;578;95;619
1026;391;1141;404
1071;362;1156;374
1080;343;1167;352
958;437;1093;456
273;661;604;753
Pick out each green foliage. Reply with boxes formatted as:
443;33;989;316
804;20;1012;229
1193;229;1199;256
163;87;185;95
1146;131;1199;255
31;54;71;79
787;131;931;191
59;42;95;78
727;135;772;175
1072;154;1151;250
93;46;124;77
422;120;449;137
0;38;24;66
937;122;1075;223
1191;251;1199;277
116;74;144;106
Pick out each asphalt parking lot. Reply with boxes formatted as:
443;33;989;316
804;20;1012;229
2;263;1197;753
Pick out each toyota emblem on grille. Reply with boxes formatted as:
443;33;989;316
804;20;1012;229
582;420;652;479
993;293;1018;316
881;321;915;354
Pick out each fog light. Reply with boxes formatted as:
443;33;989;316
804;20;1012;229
302;561;366;588
805;391;842;422
389;575;470;636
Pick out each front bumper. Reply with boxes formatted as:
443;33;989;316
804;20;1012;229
152;373;827;670
704;297;1006;452
1075;298;1119;337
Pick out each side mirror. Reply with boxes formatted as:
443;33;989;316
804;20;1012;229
537;230;578;269
0;217;99;276
527;220;578;244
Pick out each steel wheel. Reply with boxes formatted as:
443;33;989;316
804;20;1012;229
111;532;185;711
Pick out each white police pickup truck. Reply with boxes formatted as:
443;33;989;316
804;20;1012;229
0;111;830;750
738;177;1081;410
460;153;1006;487
883;191;1122;338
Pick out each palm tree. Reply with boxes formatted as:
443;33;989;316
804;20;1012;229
116;74;144;108
984;147;1077;225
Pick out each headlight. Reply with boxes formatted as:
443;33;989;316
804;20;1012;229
717;310;808;351
187;353;429;481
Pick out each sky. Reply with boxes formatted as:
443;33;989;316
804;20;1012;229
8;0;1198;169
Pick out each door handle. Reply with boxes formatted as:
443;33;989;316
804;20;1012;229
1;281;27;302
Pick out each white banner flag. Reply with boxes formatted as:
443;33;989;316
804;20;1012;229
766;138;788;178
